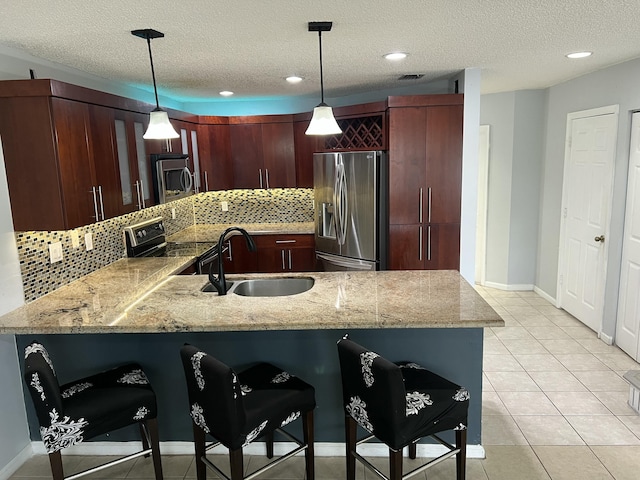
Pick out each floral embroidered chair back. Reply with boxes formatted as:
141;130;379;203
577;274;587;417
180;344;247;448
336;337;408;446
23;342;64;432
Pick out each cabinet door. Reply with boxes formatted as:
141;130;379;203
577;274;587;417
291;247;317;272
0;96;66;231
388;107;427;225
132;114;154;208
262;122;296;188
230;124;263;188
426;106;463;224
425;224;460;270
50;98;97;227
388;224;423;270
223;236;259;273
199;124;233;191
293;121;319;188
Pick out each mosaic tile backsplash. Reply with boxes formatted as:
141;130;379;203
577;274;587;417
16;188;313;302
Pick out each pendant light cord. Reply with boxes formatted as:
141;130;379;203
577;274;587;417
145;35;161;110
318;30;325;104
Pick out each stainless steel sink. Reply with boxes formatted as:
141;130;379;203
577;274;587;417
201;277;315;296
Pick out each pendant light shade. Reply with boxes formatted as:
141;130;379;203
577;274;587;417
131;29;179;140
306;103;342;135
306;22;342;136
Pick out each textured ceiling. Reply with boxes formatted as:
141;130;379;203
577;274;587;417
0;1;639;101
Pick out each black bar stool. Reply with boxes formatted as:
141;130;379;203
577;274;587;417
336;335;469;480
179;343;316;480
22;341;163;480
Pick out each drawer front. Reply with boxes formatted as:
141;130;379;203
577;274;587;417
253;234;314;249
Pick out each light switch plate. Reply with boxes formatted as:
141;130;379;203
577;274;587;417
70;230;80;248
49;242;63;263
85;232;93;251
221;201;229;212
171;207;176;219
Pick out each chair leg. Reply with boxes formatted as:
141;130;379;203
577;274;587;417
302;410;315;480
229;448;244;480
145;418;164;480
345;416;357;480
456;429;467;480
192;421;207;480
139;423;151;458
408;441;417;459
389;448;403;480
48;450;64;480
266;430;274;459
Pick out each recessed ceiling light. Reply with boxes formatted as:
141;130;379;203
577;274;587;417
286;76;303;84
566;51;592;59
384;52;408;61
219;91;234;97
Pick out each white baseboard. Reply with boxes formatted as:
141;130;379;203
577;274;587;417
31;440;486;459
599;332;614;345
533;286;556;304
483;281;534;292
0;444;32;480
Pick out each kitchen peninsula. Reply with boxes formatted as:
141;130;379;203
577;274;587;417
0;257;502;448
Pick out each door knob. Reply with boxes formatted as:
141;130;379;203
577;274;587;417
595;235;605;243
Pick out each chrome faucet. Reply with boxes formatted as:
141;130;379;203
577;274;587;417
208;227;257;295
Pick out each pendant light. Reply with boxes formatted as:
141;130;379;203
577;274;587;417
305;22;342;136
131;29;179;139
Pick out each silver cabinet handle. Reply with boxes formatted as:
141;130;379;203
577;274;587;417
419;226;423;261
140;180;146;209
259;169;263;189
135;181;142;210
265;169;270;189
288;249;292;270
276;240;296;244
428;187;432;223
227;240;233;261
193;173;199;193
98;185;105;220
427;226;432;261
419;188;423;223
281;249;286;270
204;171;209;192
91;186;99;220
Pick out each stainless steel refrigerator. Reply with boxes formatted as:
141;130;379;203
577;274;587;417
314;151;387;271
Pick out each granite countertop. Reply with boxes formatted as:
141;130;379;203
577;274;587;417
0;256;504;334
167;222;314;244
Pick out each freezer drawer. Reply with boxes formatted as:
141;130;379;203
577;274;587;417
316;252;377;271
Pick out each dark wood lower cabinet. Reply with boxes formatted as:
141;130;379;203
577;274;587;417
388;223;460;270
223;234;315;274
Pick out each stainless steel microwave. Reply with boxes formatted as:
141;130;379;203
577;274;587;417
150;153;194;204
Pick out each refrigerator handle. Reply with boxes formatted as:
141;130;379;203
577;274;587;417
339;165;348;245
333;162;342;244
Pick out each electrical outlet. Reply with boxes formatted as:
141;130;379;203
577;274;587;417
49;242;63;263
70;230;80;248
85;232;93;251
221;201;229;212
171;207;176;219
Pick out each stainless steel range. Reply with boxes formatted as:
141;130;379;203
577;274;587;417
123;217;222;274
124;217;168;257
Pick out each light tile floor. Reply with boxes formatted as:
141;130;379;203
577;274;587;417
9;287;640;479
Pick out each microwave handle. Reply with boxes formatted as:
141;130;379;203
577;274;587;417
181;167;193;193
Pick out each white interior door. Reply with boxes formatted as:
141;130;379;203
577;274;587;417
616;112;640;360
559;107;618;333
475;125;490;285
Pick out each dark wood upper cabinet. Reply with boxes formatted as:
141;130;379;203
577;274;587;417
230;119;296;189
293;120;319;188
198;124;233;191
261;122;295;188
230;123;264;189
